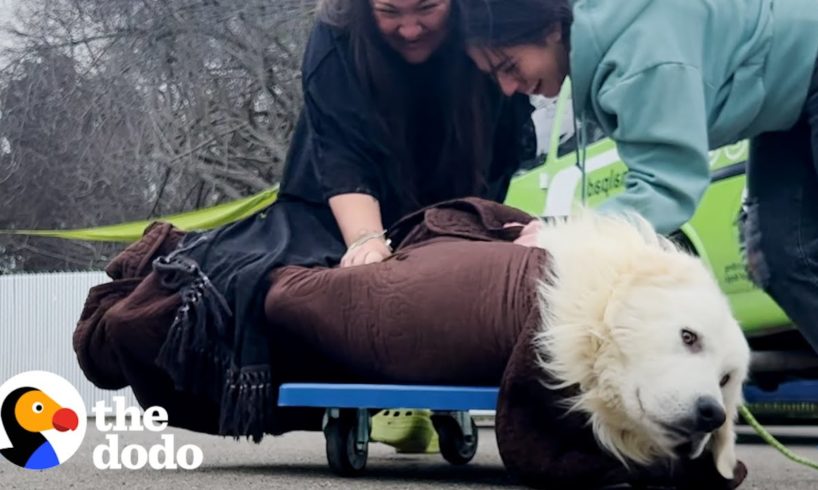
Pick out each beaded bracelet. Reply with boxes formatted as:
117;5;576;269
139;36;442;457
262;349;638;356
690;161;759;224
347;230;393;253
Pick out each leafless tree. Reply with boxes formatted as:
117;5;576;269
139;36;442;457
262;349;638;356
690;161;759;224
0;0;317;272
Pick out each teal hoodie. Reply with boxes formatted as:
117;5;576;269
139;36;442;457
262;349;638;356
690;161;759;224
569;0;818;234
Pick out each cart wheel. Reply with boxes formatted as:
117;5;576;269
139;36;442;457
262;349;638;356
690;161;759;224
324;410;368;476
432;414;479;465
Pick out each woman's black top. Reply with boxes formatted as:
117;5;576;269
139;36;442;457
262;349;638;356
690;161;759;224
280;21;532;228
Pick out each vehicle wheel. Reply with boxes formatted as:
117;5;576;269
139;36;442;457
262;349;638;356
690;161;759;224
324;411;368;476
432;414;478;465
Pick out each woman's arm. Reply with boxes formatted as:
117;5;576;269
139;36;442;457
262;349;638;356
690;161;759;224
328;193;392;267
300;24;392;266
594;63;711;235
328;193;384;246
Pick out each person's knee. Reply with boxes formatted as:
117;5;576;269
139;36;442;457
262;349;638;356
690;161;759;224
738;197;812;291
739;199;773;289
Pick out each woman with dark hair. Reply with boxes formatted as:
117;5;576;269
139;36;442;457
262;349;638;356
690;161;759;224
76;0;533;446
286;0;530;268
458;0;818;355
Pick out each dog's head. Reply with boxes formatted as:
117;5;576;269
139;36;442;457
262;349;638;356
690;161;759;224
534;210;750;478
600;249;750;476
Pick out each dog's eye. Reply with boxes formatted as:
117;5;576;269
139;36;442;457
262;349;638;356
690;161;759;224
720;374;731;387
681;329;699;346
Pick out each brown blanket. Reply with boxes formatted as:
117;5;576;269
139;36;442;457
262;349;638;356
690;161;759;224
265;239;546;386
73;198;745;488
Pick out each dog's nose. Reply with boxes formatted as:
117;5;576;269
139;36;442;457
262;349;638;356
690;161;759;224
694;396;726;432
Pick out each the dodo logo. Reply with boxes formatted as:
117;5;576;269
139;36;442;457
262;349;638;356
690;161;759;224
0;371;86;470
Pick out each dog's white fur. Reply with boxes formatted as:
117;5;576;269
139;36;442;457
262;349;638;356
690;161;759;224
532;209;750;479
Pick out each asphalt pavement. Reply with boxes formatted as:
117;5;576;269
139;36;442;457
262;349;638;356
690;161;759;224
1;423;817;489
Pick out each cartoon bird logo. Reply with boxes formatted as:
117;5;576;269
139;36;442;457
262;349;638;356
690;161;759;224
0;386;80;470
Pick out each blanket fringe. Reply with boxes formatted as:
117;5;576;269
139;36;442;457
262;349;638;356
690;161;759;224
153;251;272;441
220;367;274;443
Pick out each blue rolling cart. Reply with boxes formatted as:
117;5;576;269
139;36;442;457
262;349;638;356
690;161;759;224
278;383;498;475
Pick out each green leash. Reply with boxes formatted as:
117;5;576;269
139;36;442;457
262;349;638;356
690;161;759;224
739;405;818;471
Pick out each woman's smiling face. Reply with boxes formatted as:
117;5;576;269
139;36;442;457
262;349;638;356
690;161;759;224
371;0;452;64
467;25;569;97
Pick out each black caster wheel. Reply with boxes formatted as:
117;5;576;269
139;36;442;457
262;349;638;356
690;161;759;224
324;409;369;476
432;412;479;465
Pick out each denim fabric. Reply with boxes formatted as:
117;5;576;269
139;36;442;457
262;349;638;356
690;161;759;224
741;56;818;353
809;55;818;176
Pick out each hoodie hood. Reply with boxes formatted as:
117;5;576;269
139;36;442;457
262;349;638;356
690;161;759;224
567;0;649;117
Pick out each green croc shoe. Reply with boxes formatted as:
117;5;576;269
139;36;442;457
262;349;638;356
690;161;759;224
370;409;440;454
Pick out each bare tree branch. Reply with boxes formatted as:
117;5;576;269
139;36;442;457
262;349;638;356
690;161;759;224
0;0;316;272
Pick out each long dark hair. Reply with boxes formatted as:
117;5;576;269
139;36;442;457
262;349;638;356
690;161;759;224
317;0;497;209
458;0;573;48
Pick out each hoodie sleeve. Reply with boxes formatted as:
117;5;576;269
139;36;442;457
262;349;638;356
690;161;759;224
593;62;711;234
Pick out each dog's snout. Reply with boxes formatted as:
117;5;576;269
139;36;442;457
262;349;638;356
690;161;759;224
694;396;726;432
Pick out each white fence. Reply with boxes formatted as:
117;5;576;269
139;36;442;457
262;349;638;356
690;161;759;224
0;271;138;409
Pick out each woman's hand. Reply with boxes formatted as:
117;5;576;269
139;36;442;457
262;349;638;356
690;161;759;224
340;234;392;267
328;193;392;267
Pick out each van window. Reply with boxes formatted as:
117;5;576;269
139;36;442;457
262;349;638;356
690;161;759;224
557;117;606;157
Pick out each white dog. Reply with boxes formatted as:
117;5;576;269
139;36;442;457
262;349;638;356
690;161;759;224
530;209;751;479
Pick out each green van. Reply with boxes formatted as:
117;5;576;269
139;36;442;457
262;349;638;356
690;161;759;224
505;81;818;386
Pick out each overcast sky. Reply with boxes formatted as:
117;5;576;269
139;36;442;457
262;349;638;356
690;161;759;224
0;0;13;16
0;0;19;49
0;0;16;23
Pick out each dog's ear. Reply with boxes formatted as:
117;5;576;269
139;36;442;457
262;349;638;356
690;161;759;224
713;346;747;480
712;409;737;479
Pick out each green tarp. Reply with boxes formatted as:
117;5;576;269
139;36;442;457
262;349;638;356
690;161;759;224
0;187;278;243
